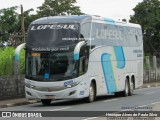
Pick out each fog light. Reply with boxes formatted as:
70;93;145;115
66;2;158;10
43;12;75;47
26;91;32;96
69;90;76;96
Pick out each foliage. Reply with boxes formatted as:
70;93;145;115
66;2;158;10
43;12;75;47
130;0;160;55
0;47;14;76
0;6;19;42
0;6;35;43
0;6;18;32
0;47;25;76
37;0;83;17
23;9;39;31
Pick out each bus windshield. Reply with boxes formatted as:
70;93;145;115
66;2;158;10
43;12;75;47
26;23;80;51
25;51;77;81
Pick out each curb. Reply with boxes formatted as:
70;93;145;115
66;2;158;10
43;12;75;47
0;100;38;108
140;83;160;88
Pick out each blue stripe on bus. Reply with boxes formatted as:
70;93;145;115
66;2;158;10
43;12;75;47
101;53;117;93
113;46;125;69
104;18;115;25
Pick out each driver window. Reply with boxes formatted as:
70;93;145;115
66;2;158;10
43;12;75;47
79;46;89;76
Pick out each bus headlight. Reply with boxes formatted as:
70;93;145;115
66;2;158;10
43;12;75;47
65;82;80;88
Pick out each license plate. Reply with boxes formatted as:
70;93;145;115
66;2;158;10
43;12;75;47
45;95;55;99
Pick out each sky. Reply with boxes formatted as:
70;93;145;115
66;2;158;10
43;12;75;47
0;0;143;21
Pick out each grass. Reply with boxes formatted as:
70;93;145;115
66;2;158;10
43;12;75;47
0;47;25;76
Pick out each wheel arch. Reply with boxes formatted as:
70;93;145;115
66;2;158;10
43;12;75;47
131;74;136;89
125;75;130;89
124;74;130;84
90;78;97;96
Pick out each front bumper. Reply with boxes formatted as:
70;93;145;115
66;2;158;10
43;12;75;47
25;85;86;100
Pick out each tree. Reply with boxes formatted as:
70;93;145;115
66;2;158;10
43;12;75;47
0;6;37;44
37;0;83;17
0;6;19;42
130;0;160;55
23;8;38;31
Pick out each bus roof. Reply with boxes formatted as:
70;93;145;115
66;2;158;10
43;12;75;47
32;15;91;24
31;15;141;28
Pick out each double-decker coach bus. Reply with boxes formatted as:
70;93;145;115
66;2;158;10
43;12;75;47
25;15;143;105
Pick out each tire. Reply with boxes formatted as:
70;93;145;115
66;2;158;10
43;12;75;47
115;92;121;97
129;80;134;96
41;99;51;105
122;79;129;97
86;82;96;103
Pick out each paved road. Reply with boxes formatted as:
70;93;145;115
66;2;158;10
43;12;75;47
0;86;160;120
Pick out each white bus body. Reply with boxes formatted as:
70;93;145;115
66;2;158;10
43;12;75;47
25;15;143;105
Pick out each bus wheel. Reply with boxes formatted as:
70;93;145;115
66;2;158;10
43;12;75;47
122;79;129;97
129;80;134;96
86;82;96;103
41;99;51;105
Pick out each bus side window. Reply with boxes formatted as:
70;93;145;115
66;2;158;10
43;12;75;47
79;56;86;75
79;46;89;76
